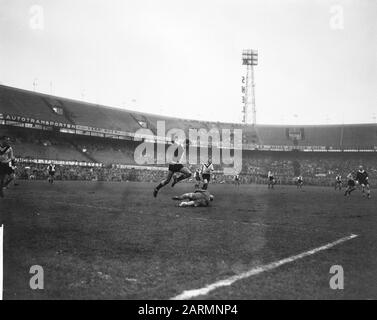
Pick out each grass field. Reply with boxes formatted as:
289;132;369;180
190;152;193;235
1;180;376;300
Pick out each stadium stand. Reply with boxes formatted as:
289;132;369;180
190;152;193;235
0;126;92;162
341;124;377;149
0;125;139;165
256;123;377;150
0;85;73;124
62;99;143;133
1;84;377;185
241;150;377;185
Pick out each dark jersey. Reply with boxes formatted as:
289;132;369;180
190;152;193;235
356;170;368;184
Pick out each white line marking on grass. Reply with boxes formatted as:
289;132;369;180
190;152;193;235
171;233;358;300
0;224;3;300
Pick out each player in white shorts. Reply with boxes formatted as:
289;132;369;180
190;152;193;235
335;174;342;191
200;158;214;190
267;171;276;189
47;162;56;184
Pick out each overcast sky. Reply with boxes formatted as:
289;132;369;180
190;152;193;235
0;0;376;124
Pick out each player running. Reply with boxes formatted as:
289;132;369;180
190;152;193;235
267;171;275;189
296;175;303;189
47;162;56;184
0;136;15;198
335;174;342;191
355;165;371;199
153;136;191;197
344;172;356;197
200;158;214;190
172;189;214;207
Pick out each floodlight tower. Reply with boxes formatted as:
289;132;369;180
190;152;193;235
241;49;258;125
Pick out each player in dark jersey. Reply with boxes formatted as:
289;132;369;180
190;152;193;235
3;158;18;189
0;136;15;198
234;174;240;187
335;174;342;191
267;171;275;189
153;136;191;197
344;172;356;197
172;189;214;207
47;162;56;184
296;175;303;189
355;165;371;199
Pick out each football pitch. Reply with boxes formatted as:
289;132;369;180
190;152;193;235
1;180;376;299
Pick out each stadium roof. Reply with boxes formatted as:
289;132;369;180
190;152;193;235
1;84;376;149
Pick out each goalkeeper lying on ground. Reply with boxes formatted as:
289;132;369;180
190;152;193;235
172;189;214;207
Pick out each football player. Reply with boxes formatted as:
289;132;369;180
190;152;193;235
3;158;18;189
0;136;15;198
200;158;214;190
344;172;356;197
335;174;342;191
267;171;275;189
355;165;371;199
234;174;240;187
47;162;56;184
153;136;191;197
172;189;214;207
296;175;303;189
194;168;201;189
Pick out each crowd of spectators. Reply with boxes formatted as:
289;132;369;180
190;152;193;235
13;154;377;187
241;152;377;186
14;163;167;183
3;126;377;187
